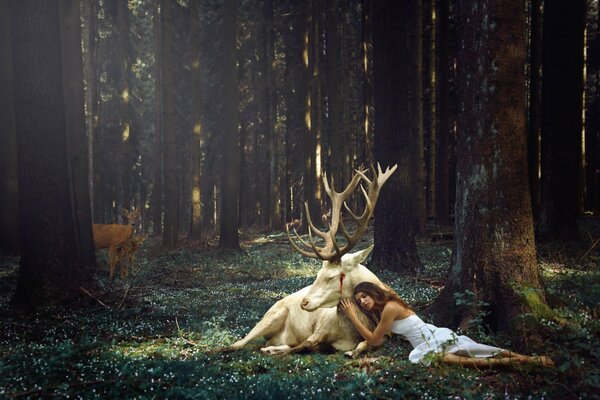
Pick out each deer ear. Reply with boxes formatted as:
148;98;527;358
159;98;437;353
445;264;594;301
342;245;374;271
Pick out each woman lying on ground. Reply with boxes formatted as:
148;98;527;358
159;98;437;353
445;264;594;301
340;282;554;368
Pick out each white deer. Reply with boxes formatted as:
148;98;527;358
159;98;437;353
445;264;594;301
226;163;397;356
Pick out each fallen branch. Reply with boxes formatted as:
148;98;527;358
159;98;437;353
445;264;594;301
579;235;600;262
80;286;111;310
117;283;133;310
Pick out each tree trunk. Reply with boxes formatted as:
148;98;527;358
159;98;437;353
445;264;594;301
264;0;280;229
426;0;544;346
527;0;543;221
423;0;436;222
371;0;422;274
81;0;97;220
585;1;600;214
304;0;319;223
58;0;96;267
362;0;374;166
415;1;427;235
161;0;179;248
285;2;308;223
219;0;240;249
326;0;343;188
538;0;585;239
117;0;133;213
0;0;19;253
9;0;82;309
189;0;202;239
152;0;163;236
434;0;451;227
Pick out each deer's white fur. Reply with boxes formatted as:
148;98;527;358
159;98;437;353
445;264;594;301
228;245;387;356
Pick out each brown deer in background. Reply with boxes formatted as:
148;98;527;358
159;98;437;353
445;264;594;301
226;163;397;356
92;208;140;280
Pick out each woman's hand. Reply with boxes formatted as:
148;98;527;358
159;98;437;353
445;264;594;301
340;298;359;319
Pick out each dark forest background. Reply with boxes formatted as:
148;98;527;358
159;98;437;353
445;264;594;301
1;0;599;337
1;1;600;397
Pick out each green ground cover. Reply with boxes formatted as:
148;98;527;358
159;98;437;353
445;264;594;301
0;234;598;399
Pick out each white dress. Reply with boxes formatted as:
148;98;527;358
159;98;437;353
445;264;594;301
390;315;504;365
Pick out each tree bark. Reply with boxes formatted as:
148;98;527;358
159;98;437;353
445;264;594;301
285;2;308;223
426;0;544;345
219;0;240;249
0;0;19;253
326;0;342;189
538;0;585;239
189;0;202;239
264;0;280;228
161;0;179;248
361;0;374;167
81;0;97;220
58;0;96;267
371;0;422;274
584;1;600;213
9;0;82;309
527;0;542;220
304;0;320;223
117;0;133;213
434;0;451;227
415;0;427;235
152;0;163;236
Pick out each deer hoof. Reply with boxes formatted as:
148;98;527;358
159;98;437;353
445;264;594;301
260;345;291;355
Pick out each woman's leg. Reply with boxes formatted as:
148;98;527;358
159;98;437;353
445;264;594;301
442;353;554;368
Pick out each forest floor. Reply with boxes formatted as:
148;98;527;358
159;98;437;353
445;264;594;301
0;229;599;399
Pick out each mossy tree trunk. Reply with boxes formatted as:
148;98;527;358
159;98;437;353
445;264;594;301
426;0;545;345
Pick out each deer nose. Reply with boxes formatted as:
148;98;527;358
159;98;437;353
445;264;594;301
300;299;309;310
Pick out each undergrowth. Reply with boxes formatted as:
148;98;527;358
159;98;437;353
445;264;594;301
0;233;598;399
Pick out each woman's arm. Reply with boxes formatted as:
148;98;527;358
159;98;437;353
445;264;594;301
340;299;397;347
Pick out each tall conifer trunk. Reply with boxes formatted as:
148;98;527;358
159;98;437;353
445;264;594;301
9;0;82;309
219;0;240;249
0;0;19;253
161;0;179;248
426;0;545;345
371;0;422;274
538;0;585;239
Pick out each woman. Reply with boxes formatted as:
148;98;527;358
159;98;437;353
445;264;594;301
340;282;554;367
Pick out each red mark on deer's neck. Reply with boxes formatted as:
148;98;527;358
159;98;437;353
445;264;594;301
339;273;346;293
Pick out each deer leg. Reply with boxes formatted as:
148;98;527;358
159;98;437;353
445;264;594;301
345;340;370;359
268;331;328;356
260;344;292;355
224;304;288;351
108;245;117;280
124;252;135;278
120;249;129;279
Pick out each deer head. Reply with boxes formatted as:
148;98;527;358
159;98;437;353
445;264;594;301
286;163;397;311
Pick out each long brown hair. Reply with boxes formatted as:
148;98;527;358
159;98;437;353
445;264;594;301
353;282;411;322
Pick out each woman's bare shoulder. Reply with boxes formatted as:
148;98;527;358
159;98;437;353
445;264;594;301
384;300;415;319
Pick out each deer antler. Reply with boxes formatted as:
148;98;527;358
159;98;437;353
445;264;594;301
286;163;397;263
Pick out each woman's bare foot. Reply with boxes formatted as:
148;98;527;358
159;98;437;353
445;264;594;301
530;355;554;367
